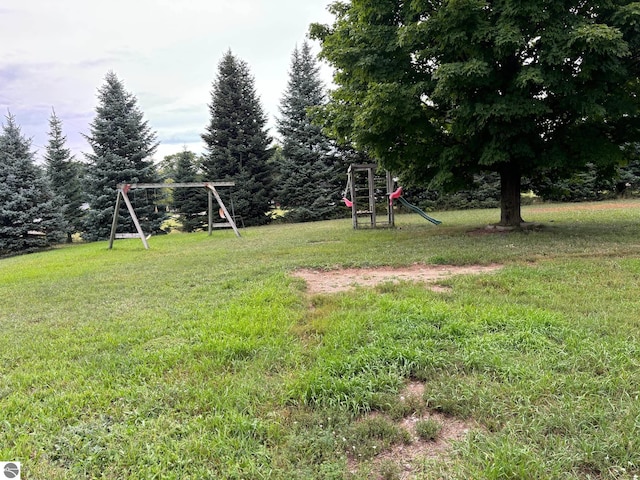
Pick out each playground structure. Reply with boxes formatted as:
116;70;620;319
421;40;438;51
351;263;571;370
108;182;240;249
343;163;441;229
344;163;395;229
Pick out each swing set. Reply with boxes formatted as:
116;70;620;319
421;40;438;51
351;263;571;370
108;181;240;249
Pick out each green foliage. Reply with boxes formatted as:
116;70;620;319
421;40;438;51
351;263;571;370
531;162;618;202
83;71;165;241
311;0;640;226
44;110;85;243
404;173;501;211
347;416;411;460
276;41;345;222
378;460;402;480
415;419;442;442
201;51;274;227
0;113;64;255
618;158;640;196
171;150;207;232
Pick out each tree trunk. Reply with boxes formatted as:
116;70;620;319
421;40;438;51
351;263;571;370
499;164;523;227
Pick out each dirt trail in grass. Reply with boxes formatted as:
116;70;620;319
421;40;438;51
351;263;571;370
291;264;502;295
291;266;495;476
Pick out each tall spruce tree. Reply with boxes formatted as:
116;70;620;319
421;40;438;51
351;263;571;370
0;113;64;254
276;41;343;222
44;109;85;243
83;72;165;241
171;149;208;232
201;51;274;227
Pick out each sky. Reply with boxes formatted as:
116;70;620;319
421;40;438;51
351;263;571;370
0;0;336;162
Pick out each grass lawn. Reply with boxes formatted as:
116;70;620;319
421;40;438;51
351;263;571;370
1;200;640;479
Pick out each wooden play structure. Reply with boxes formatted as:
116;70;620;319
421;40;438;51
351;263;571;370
108;182;240;249
344;164;395;229
342;163;441;228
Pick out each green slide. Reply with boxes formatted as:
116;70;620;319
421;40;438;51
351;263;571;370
397;197;442;225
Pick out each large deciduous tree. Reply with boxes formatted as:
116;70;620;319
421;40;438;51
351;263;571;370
311;0;640;226
201;51;274;227
84;72;165;241
44;109;85;243
276;41;344;222
0;113;64;255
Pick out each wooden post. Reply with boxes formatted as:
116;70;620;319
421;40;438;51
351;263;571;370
205;184;241;238
387;170;395;228
348;166;357;229
368;167;376;228
208;189;213;236
108;190;123;249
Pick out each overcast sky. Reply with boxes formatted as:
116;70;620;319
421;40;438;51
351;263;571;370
0;0;335;162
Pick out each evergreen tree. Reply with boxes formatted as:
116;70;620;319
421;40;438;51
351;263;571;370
618;157;640;197
172;149;207;232
44;109;85;243
0;113;64;255
83;72;165;241
531;163;616;202
201;51;274;227
276;41;344;222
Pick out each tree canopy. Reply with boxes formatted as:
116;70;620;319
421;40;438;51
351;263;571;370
311;0;640;226
83;71;165;240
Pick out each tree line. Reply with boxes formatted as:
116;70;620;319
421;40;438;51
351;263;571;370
1;43;348;255
4;0;640;255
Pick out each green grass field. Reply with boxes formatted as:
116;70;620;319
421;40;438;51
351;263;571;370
1;200;640;479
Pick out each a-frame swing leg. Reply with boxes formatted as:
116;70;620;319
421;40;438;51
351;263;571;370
121;189;149;249
108;187;149;249
108;190;123;249
205;184;241;238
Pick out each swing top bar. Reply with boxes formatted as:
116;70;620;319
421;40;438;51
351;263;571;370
117;182;235;190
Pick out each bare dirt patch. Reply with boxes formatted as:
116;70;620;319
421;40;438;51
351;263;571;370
291;264;502;295
348;382;478;479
